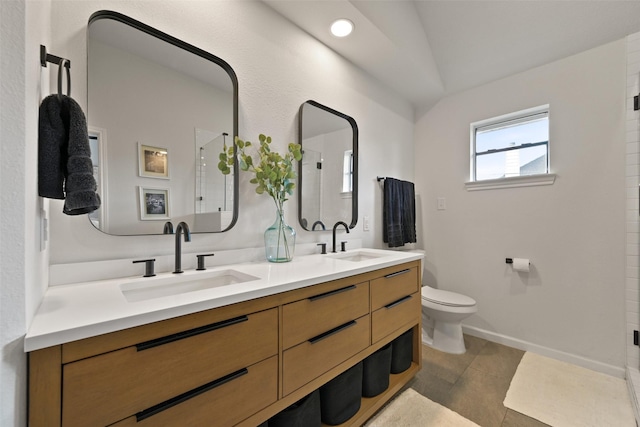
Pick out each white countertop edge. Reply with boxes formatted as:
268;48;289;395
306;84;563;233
25;250;423;352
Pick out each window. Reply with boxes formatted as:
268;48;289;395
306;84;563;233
471;105;550;182
342;149;353;193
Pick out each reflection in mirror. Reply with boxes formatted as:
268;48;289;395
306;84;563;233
87;10;238;235
194;130;233;231
298;100;358;232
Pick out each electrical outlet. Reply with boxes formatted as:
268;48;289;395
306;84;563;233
437;197;446;210
363;215;370;231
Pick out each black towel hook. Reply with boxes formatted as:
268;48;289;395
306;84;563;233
57;58;71;99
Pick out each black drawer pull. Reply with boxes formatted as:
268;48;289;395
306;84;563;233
385;295;412;309
308;320;357;344
135;367;248;422
308;285;357;301
384;269;411;279
136;315;249;351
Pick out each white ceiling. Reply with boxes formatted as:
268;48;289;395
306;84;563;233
263;0;640;112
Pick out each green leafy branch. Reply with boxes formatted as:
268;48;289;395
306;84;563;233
218;134;302;210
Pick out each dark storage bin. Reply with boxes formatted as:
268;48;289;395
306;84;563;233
390;328;413;374
362;343;392;397
269;389;321;427
320;361;363;425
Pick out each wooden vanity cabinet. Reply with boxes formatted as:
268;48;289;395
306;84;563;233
28;260;421;427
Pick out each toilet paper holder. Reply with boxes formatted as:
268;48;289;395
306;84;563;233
505;258;530;265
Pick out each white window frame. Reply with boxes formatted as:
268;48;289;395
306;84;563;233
341;149;353;196
465;104;556;191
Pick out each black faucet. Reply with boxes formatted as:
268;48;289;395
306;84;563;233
173;222;191;274
332;221;350;253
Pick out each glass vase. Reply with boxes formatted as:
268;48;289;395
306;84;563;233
264;208;296;262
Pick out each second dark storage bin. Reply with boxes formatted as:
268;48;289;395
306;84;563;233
362;343;392;397
268;389;321;427
390;328;414;374
320;361;363;425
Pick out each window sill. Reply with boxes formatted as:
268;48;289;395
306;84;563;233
465;173;556;191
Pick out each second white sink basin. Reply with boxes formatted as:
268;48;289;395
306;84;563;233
121;269;260;303
328;250;387;262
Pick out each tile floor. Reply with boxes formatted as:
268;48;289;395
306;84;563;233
408;334;550;427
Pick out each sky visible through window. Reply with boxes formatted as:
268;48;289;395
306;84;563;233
475;118;548;180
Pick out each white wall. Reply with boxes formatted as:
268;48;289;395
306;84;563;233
1;0;51;425
415;40;627;373
48;0;414;265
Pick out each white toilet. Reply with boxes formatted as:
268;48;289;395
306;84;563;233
421;286;477;354
410;250;478;354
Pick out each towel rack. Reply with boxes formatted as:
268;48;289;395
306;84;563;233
40;45;70;69
40;45;71;98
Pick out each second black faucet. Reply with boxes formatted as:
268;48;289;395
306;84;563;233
332;221;350;253
173;221;191;273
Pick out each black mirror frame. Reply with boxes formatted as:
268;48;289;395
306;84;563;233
87;10;239;234
297;100;358;232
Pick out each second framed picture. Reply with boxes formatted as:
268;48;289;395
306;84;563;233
138;142;169;179
139;187;170;220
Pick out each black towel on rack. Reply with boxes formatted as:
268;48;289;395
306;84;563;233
38;94;100;215
38;95;67;199
383;178;417;248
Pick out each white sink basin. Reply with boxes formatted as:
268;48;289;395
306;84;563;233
121;269;260;302
328;250;387;262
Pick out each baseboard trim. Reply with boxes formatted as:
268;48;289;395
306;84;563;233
462;325;626;378
627;367;640;427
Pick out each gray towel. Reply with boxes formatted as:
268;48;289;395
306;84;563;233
38;94;101;215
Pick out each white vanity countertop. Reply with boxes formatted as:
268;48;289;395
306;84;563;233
25;249;422;352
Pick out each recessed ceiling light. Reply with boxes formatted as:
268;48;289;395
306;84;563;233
331;19;354;37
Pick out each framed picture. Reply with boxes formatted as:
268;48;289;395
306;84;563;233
139;187;170;220
138;143;169;179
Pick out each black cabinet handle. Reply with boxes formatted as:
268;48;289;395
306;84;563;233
308;320;357;344
136;315;248;351
135;367;248;422
384;295;412;309
384;268;411;279
308;285;357;301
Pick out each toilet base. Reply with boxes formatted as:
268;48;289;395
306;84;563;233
421;311;467;354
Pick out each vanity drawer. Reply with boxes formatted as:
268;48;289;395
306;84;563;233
282;314;370;396
62;308;277;427
371;266;419;311
282;281;369;349
372;293;420;343
111;355;278;427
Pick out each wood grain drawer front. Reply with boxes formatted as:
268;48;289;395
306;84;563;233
110;355;278;427
372;293;420;343
370;267;419;311
62;308;277;427
282;314;370;396
282;281;369;349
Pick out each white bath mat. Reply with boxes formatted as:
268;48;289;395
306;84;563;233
366;388;480;427
504;352;635;427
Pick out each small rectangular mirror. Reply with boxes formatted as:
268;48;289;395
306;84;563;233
298;100;358;231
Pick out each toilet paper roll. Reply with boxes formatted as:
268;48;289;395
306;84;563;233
513;258;530;273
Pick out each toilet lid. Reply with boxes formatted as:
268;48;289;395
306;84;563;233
421;286;476;307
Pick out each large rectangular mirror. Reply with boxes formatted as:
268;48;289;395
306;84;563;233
298;100;358;231
87;10;238;235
